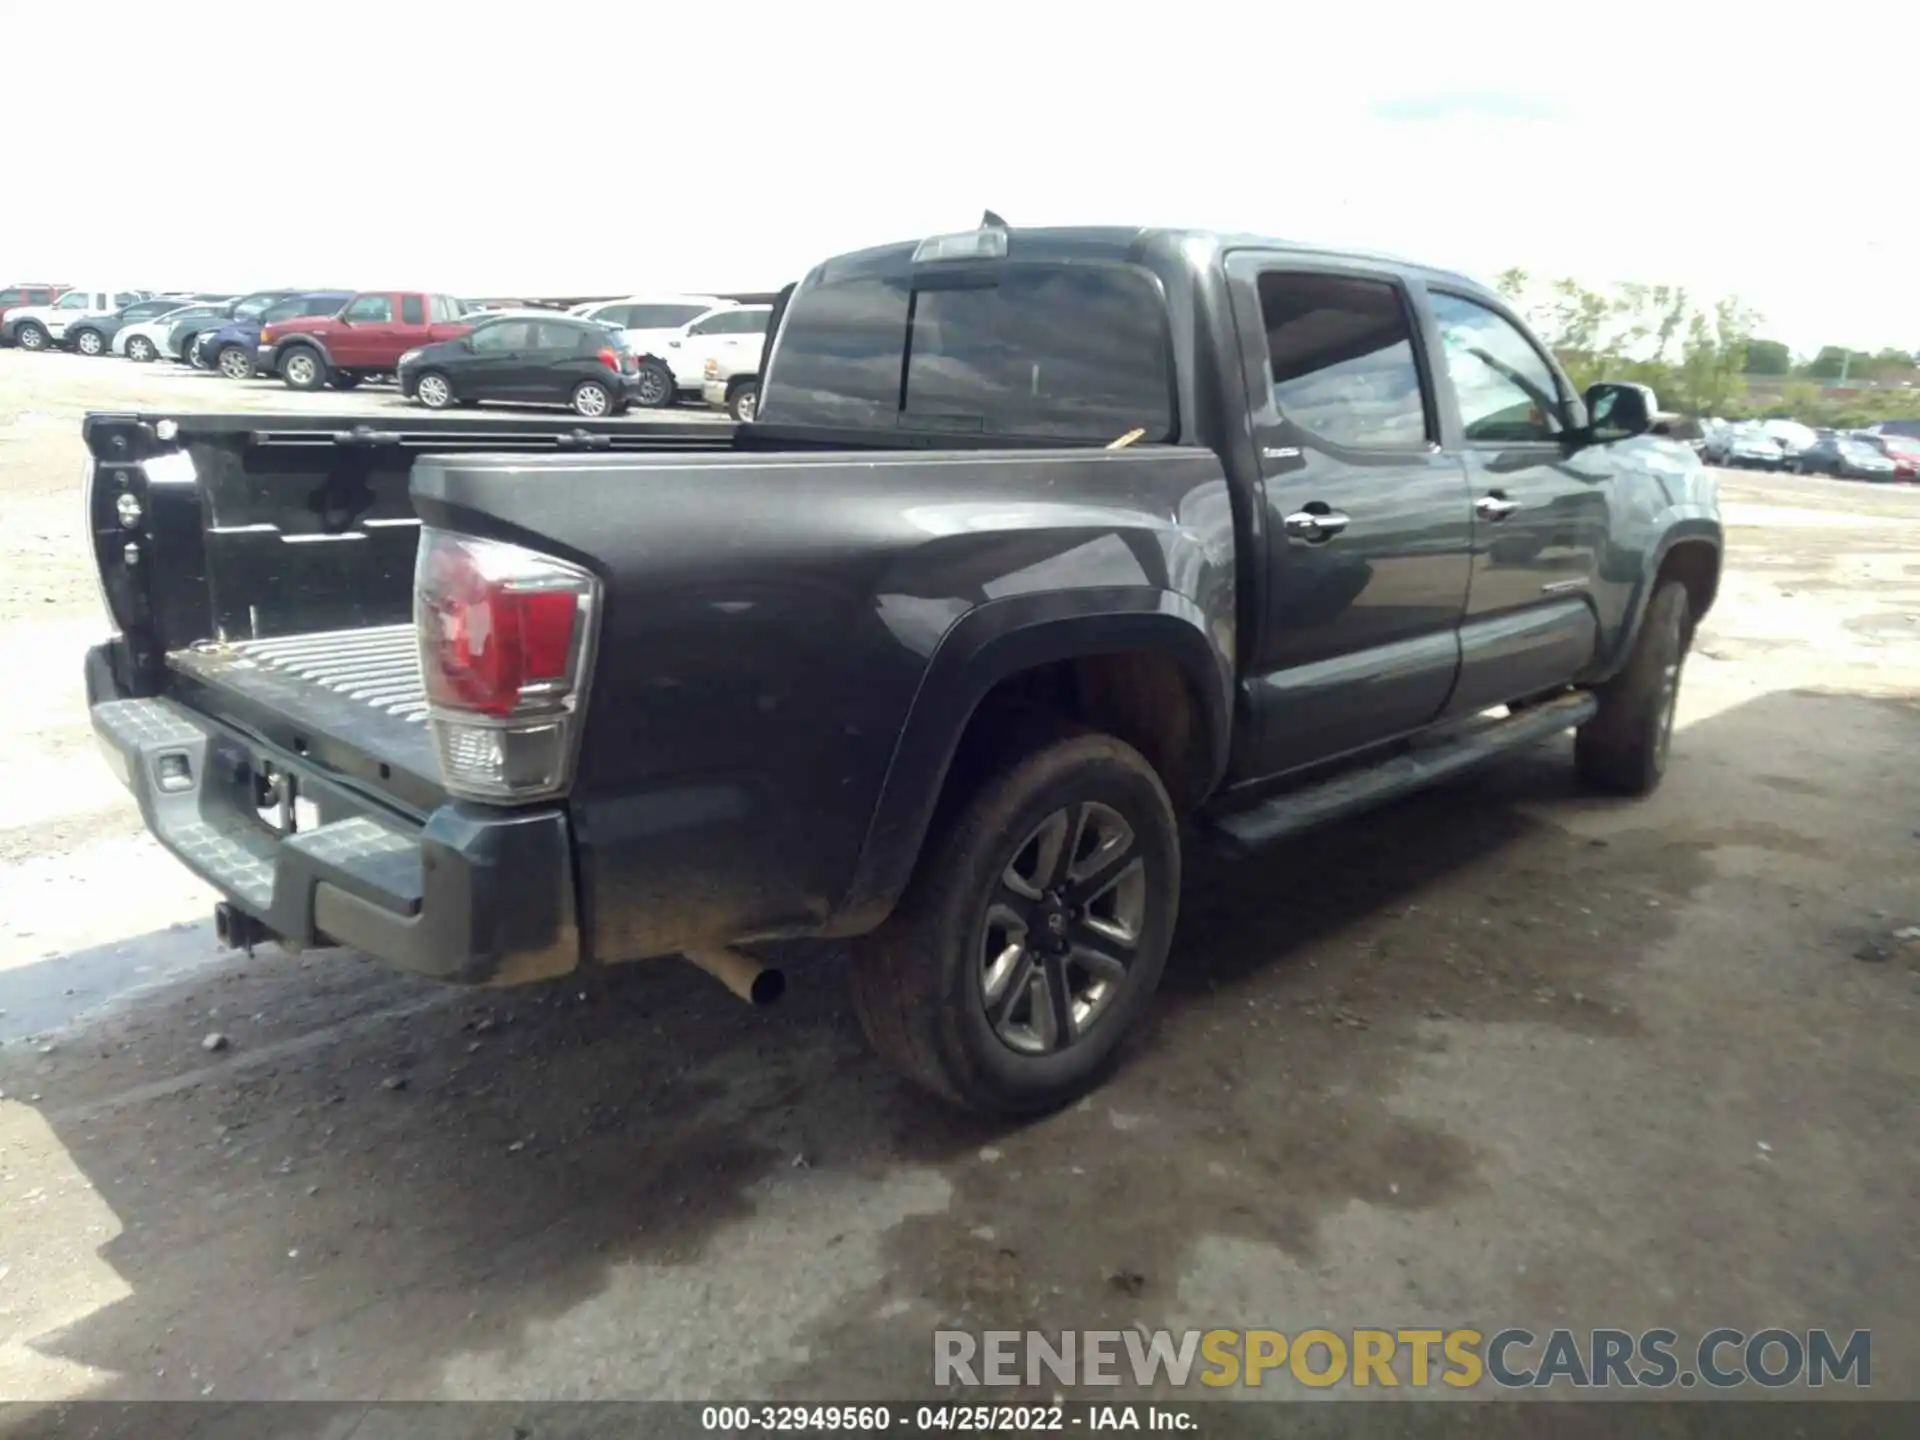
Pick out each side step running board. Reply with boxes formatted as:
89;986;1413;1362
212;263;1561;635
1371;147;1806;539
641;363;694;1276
1203;691;1598;852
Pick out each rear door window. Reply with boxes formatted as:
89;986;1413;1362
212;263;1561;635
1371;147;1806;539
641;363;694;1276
1255;271;1431;449
401;295;425;324
764;263;1173;441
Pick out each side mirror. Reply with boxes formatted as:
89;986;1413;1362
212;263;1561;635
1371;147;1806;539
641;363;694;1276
1583;381;1655;442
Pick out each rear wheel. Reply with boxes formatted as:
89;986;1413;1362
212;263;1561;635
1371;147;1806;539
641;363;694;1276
1576;580;1691;797
72;327;105;356
632;360;674;409
217;345;254;380
727;379;758;423
850;732;1180;1116
186;334;212;369
571;379;613;417
16;322;49;351
281;346;326;391
127;334;157;363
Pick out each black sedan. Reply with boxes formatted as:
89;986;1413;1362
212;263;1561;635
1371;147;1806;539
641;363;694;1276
1791;436;1900;482
398;313;643;416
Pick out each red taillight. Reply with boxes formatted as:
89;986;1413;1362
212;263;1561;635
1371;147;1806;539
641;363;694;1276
597;347;620;373
415;529;597;800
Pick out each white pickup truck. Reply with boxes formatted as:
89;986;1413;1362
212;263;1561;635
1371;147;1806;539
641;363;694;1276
1;289;150;352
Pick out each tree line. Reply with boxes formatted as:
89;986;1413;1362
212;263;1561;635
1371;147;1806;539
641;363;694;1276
1494;270;1920;430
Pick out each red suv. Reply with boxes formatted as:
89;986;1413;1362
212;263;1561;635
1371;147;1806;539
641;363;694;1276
261;291;473;391
0;284;67;343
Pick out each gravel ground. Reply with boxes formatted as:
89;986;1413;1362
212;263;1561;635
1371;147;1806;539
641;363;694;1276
0;349;1915;1421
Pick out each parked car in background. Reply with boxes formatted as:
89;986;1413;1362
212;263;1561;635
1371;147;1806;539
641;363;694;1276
166;290;314;365
159;299;251;362
665;304;770;400
569;294;734;407
264;291;472;390
1868;420;1920;441
1723;427;1786;469
1846;432;1919;481
399;312;639;416
702;347;760;421
118;303;212;360
1760;418;1818;461
195;290;352;378
1790;435;1898;481
1;289;150;350
0;283;66;340
66;295;198;357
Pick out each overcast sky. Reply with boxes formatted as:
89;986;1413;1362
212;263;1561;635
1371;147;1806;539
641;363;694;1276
7;2;1914;356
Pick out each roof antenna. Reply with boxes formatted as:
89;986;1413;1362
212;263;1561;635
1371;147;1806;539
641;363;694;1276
981;209;1008;229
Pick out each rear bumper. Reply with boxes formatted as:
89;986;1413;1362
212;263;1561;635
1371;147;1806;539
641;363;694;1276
86;643;580;986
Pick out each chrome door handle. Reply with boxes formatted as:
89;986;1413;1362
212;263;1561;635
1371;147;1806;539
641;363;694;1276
1283;508;1350;541
1476;495;1521;521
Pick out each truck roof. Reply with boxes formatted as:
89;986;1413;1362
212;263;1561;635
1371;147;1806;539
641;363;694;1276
816;225;1490;296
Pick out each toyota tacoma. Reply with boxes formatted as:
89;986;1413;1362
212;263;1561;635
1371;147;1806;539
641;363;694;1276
84;223;1721;1115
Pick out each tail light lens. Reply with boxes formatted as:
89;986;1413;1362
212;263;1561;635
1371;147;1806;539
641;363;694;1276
414;529;598;802
597;347;620;372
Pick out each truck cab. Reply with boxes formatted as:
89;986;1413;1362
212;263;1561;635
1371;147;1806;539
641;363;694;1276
265;291;473;390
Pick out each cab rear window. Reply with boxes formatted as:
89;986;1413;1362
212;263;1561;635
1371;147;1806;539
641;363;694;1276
761;262;1174;443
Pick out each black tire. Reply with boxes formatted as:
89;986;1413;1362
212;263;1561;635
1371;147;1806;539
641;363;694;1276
71;327;105;357
727;380;758;423
127;334;157;363
571;379;613;417
217;345;254;380
280;345;326;391
414;370;455;410
1576;580;1691;797
850;732;1180;1116
328;372;362;391
186;334;212;369
16;321;49;352
631;360;674;409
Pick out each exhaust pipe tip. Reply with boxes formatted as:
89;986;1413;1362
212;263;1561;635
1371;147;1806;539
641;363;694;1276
684;947;785;1007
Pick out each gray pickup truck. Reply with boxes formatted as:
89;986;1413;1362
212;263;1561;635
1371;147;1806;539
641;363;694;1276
85;222;1721;1115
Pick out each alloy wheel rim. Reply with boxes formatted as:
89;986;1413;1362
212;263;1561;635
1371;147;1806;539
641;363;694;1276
287;354;314;384
980;802;1145;1056
78;332;100;354
577;384;608;416
220;349;250;379
738;390;756;421
637;370;666;405
21;328;43;349
130;338;152;360
419;375;449;407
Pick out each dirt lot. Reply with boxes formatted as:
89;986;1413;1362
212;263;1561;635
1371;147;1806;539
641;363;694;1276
0;349;1915;1417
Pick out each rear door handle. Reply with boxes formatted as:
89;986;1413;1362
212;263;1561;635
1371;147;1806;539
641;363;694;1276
1476;495;1521;521
1283;508;1350;542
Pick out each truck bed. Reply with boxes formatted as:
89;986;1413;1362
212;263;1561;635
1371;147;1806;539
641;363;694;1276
165;626;443;817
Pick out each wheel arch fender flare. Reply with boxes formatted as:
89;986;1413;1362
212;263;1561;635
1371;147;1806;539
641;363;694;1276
829;589;1233;932
1596;517;1722;678
277;334;334;368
